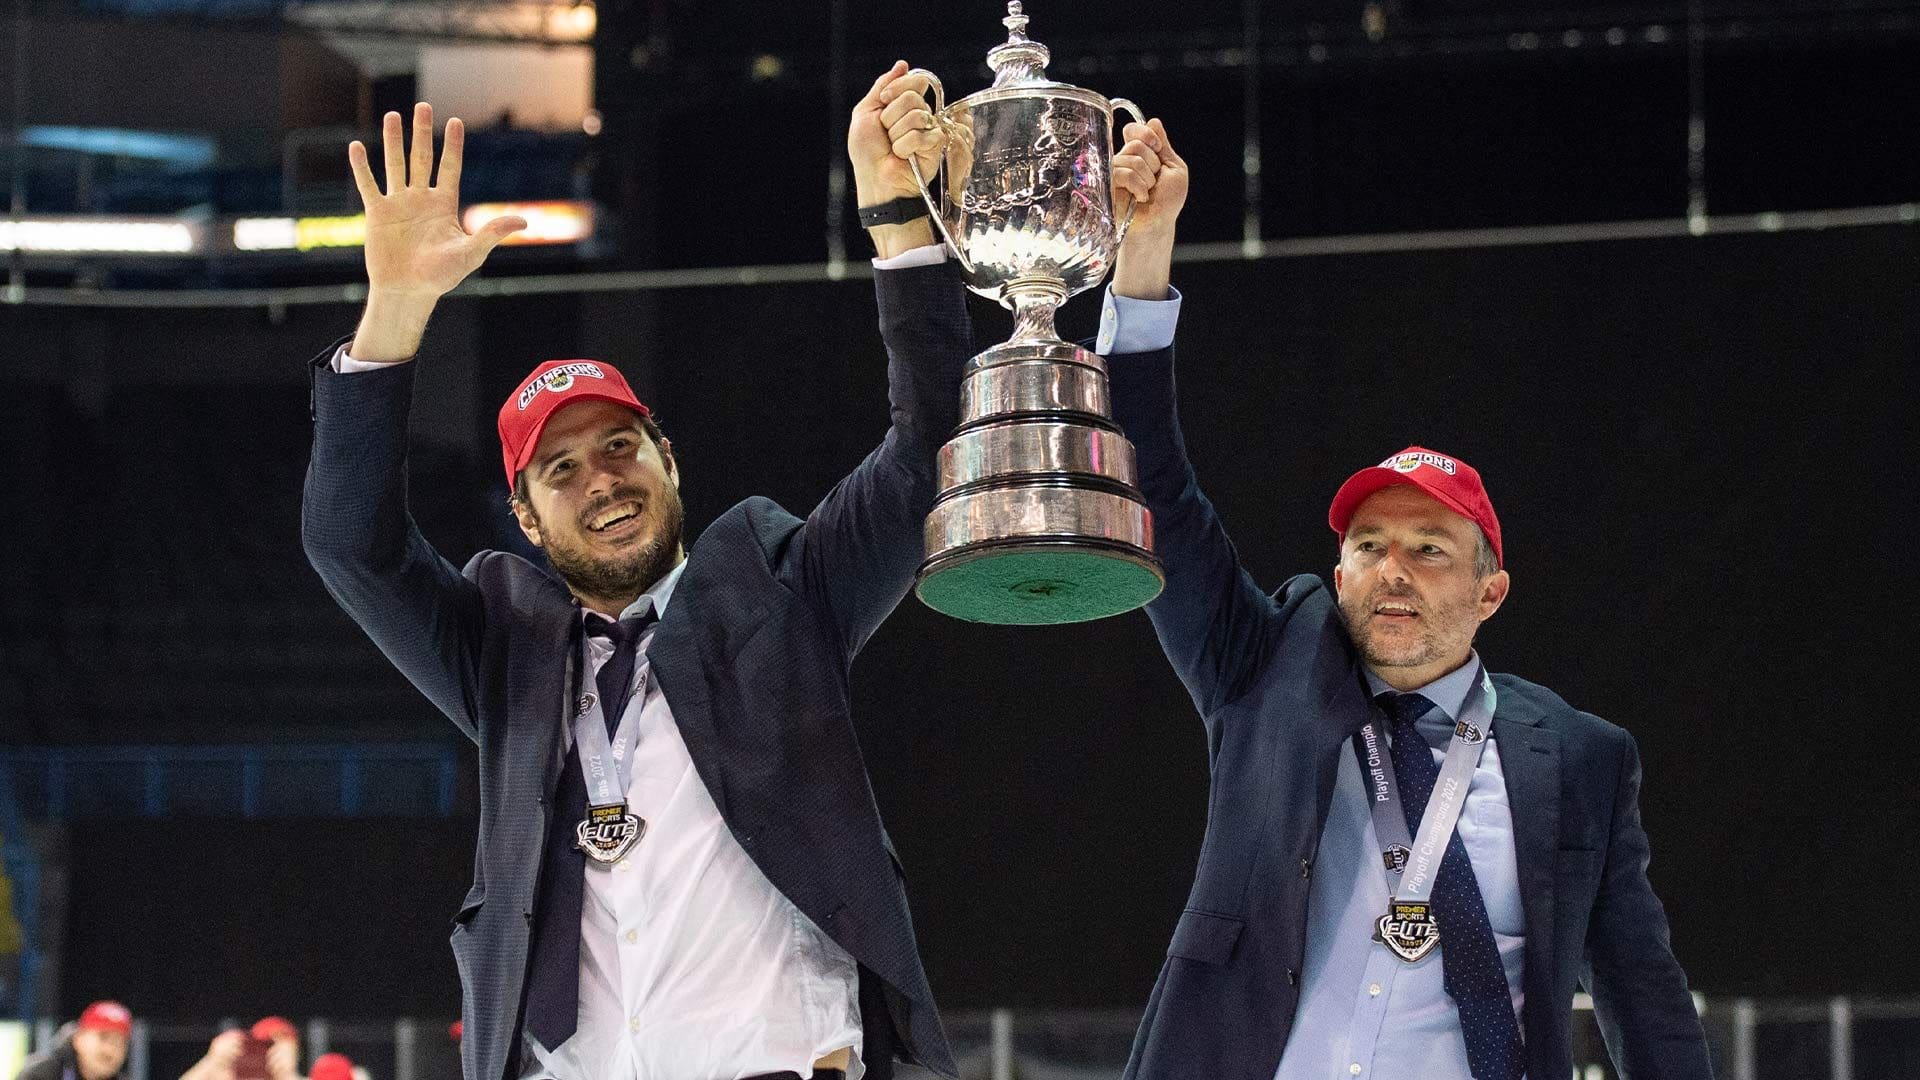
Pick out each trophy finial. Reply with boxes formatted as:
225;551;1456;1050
1003;2;1029;39
988;0;1050;86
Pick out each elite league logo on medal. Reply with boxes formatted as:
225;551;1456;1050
1376;900;1441;963
577;802;643;863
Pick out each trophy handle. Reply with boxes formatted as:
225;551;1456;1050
1110;98;1148;247
903;67;975;275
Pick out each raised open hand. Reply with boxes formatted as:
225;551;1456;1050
348;102;525;299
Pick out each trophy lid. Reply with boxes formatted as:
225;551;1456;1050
986;2;1053;88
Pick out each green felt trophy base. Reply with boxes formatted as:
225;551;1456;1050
915;543;1165;625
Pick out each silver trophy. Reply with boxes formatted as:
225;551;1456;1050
908;1;1163;625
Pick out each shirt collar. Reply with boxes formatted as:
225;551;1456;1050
1362;650;1483;721
580;556;689;625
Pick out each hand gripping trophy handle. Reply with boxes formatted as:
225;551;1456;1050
903;68;975;277
1107;98;1148;247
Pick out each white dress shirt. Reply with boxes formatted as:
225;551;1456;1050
332;353;862;1080
521;560;863;1080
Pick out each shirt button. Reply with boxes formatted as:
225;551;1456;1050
616;860;631;872
625;929;637;943
1369;983;1382;996
629;1017;639;1033
1349;1065;1362;1076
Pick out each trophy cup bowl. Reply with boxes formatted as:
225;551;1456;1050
906;2;1164;625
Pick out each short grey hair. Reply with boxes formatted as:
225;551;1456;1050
1472;528;1499;579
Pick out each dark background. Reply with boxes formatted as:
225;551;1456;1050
2;0;1917;1028
13;225;1918;1016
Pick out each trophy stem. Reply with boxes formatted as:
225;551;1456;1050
1005;277;1069;345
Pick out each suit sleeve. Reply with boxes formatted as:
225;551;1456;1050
302;345;485;740
1105;342;1287;717
1583;730;1715;1080
785;261;972;660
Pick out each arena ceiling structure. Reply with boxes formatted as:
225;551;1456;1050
3;0;1914;302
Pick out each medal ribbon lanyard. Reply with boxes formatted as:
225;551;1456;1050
1352;661;1498;960
572;627;651;864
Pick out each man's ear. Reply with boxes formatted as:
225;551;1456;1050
1477;569;1511;622
660;437;680;489
511;497;545;548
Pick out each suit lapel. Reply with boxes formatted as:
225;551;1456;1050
643;554;732;821
1490;686;1560;1054
1313;656;1376;825
507;584;580;800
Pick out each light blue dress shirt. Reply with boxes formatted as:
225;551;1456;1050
1276;655;1527;1080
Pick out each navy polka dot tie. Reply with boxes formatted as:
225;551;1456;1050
1380;691;1525;1080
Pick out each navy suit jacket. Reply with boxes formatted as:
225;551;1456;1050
302;264;971;1080
1107;343;1713;1080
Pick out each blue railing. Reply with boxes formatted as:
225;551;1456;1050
0;743;460;822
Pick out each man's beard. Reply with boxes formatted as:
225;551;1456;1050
541;484;686;607
1337;584;1472;672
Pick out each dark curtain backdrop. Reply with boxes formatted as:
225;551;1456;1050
20;223;1919;1019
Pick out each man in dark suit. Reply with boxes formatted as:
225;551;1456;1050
1095;122;1714;1080
303;64;964;1080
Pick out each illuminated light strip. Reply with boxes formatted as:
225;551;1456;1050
0;218;197;254
464;201;595;246
234;204;594;252
296;215;369;252
234;217;298;251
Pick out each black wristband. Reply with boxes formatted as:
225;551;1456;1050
857;196;929;229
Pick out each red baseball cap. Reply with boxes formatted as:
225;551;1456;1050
1327;446;1504;568
309;1052;355;1080
498;359;651;489
78;1001;132;1037
250;1016;298;1042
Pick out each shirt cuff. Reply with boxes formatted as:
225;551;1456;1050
870;245;948;270
332;344;413;373
1096;284;1183;355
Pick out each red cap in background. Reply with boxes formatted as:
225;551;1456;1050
309;1052;355;1080
497;360;650;489
78;1001;132;1037
250;1017;298;1042
1327;446;1504;568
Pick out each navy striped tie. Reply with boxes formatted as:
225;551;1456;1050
1380;691;1525;1080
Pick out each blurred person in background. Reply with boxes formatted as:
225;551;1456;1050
1091;124;1712;1080
303;63;969;1080
178;1017;301;1080
15;1001;130;1080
